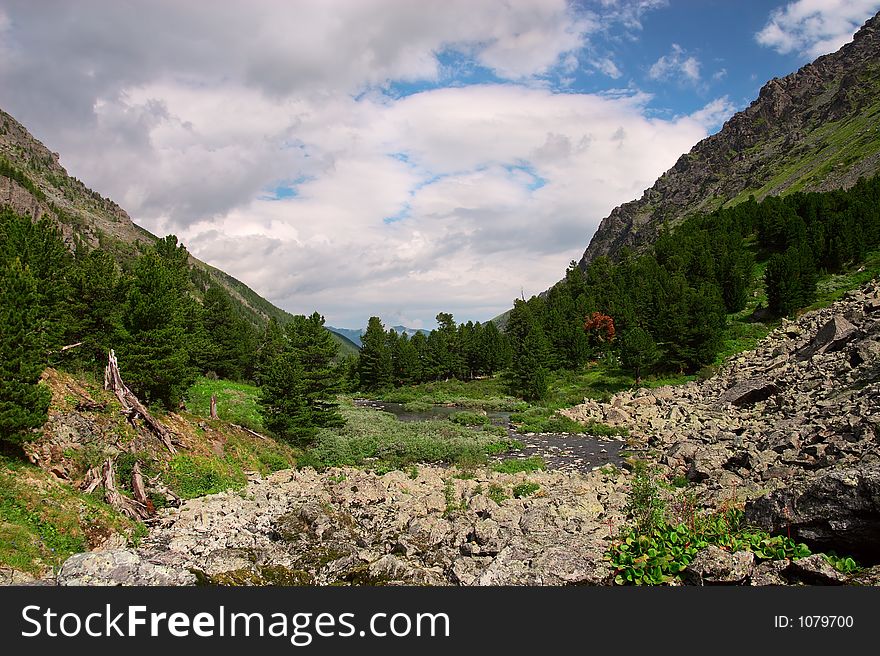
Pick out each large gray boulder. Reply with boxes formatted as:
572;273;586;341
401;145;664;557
745;464;880;562
797;315;858;360
57;549;196;586
682;546;754;585
717;378;778;407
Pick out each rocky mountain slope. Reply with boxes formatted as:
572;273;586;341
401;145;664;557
0;107;356;356
562;279;880;571
579;11;880;267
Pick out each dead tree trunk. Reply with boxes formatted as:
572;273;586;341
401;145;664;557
210;394;218;419
101;458;150;520
104;349;176;453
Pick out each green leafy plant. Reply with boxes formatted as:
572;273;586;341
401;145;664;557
513;482;540;498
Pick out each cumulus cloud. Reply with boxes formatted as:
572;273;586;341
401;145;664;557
756;0;880;59
0;0;721;328
648;44;701;84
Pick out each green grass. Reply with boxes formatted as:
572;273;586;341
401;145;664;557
299;401;520;471
513;482;540;498
808;249;880;311
166;454;247;500
185;377;264;431
0;459;144;576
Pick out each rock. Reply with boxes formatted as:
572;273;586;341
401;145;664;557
682;546;754;585
786;555;846;585
717;378;779;407
750;560;790;586
0;567;41;586
848;565;880;585
745;464;880;562
798;315;858;360
57;550;196;586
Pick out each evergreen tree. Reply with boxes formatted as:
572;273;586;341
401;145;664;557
118;252;197;408
259;350;310;446
285;312;343;430
65;248;122;372
201;285;252;380
619;327;660;382
254;316;286;385
0;259;51;444
358;316;392;390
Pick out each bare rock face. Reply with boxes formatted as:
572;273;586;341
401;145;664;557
577;11;880;268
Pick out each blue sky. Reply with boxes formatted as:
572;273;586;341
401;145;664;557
1;0;878;329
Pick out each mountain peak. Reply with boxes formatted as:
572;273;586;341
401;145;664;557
578;10;880;268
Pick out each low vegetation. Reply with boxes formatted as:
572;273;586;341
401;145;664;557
0;457;145;576
607;461;861;585
298;401;521;472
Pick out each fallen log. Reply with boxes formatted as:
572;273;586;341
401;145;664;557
231;423;271;441
101;458;150;520
104;349;176;453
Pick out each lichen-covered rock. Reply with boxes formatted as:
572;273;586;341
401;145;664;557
57;550;196;586
682;546;754;585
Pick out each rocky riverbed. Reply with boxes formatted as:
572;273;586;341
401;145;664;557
48;280;880;586
57;465;628;586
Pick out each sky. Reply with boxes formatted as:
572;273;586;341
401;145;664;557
1;0;879;330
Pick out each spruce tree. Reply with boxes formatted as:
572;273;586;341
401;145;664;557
0;259;51;444
619;327;660;382
358;316;392;391
285;312;343;430
259;349;311;446
118;252;197;408
201;285;252;380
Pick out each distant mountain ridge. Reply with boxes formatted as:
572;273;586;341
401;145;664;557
0;107;358;358
327;324;427;348
577;11;880;268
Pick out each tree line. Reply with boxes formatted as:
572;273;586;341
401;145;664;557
355;313;511;391
0;207;342;447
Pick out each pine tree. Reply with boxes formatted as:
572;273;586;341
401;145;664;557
285;312;343;430
118;252;197;408
0;259;51;444
254;316;286;385
65;248;123;372
619;327;660;382
259;349;311;446
358;316;392;391
201;285;252;380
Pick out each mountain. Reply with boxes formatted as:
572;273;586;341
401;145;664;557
327;324;427;348
0;107;358;358
578;11;880;268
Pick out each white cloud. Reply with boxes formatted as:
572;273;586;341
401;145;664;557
756;0;880;59
592;57;623;78
0;0;711;328
648;44;701;84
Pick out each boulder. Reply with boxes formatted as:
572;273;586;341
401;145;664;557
682;545;754;585
745;464;880;562
717;378;779;407
797;315;858;360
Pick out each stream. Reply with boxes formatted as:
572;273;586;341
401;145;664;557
355;399;624;473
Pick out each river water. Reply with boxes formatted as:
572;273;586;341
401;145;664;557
355;399;624;473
